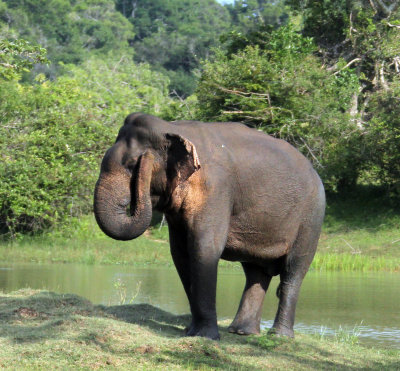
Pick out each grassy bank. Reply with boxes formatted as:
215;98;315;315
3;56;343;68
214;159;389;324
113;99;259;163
1;190;400;271
0;289;398;370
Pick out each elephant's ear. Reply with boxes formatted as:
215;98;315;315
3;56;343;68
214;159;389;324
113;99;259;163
165;133;201;187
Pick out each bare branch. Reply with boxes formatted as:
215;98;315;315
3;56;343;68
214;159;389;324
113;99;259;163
222;110;245;114
386;21;400;29
349;11;357;36
333;58;361;75
299;137;324;168
112;55;126;73
394;56;400;73
369;0;378;12
215;84;270;98
380;62;389;90
171;90;195;118
340;238;361;254
0;62;14;68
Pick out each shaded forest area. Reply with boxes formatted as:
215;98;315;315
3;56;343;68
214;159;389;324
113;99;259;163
1;0;400;237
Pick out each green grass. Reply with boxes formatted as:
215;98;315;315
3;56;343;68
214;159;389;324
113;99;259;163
1;187;400;271
0;289;398;370
0;216;172;266
311;253;399;272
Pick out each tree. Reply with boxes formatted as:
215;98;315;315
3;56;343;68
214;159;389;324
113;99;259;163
0;38;47;79
196;25;362;189
115;0;232;96
227;0;289;31
286;0;400;188
286;0;400;114
0;0;135;67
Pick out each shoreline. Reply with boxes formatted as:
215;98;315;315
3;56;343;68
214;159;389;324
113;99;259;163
1;235;399;272
0;289;398;369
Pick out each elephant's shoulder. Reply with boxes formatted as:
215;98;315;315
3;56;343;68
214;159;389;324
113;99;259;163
170;169;209;215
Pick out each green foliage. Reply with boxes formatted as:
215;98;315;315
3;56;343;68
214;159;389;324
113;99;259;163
365;78;400;187
116;0;232;96
1;0;134;67
0;38;47;79
286;0;350;47
284;1;400;97
197;25;362;188
284;1;400;188
0;54;178;237
227;0;290;31
255;333;287;349
315;323;362;345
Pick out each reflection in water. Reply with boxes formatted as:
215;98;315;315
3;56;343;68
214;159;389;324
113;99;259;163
0;263;399;348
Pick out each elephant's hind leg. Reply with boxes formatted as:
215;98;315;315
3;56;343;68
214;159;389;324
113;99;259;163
228;263;272;335
269;207;324;338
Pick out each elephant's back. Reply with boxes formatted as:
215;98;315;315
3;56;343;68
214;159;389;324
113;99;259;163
173;120;316;184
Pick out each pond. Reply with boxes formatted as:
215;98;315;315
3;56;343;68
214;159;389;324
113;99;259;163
0;263;399;348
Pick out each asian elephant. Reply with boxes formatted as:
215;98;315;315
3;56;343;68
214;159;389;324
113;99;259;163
94;113;325;340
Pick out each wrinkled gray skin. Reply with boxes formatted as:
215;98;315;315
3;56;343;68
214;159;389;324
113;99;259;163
94;113;325;340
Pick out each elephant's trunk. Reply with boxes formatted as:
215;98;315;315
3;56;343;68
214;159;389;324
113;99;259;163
94;151;154;241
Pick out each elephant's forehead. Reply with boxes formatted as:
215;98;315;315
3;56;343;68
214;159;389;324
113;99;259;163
117;124;156;147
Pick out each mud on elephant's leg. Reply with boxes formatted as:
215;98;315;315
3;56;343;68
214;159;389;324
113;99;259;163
229;263;272;335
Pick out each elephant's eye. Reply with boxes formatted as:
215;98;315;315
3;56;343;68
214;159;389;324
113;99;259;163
124;157;139;173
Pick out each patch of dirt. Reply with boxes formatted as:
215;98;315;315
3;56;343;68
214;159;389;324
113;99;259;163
135;345;156;354
94;335;108;344
14;307;48;319
74;310;92;316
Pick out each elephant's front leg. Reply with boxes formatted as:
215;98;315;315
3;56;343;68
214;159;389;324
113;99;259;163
168;223;192;306
185;221;229;340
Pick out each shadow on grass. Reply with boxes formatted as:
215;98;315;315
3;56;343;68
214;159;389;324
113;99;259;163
0;290;93;343
103;302;191;338
324;186;400;233
1;290;399;370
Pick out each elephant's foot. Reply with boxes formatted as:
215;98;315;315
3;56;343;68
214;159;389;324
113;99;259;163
185;321;220;340
228;321;260;335
268;325;294;338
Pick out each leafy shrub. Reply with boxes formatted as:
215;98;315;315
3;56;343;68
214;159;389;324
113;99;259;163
0;38;47;79
0;55;178;237
365;79;400;189
196;25;362;189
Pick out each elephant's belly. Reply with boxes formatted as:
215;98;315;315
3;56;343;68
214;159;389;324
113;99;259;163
222;229;291;263
221;213;299;265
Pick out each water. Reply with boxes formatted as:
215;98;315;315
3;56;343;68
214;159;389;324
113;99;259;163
0;263;399;348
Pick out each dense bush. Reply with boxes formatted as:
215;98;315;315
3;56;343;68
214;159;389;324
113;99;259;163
115;0;232;96
196;25;362;189
0;55;179;237
0;0;134;66
0;38;47;79
365;78;400;188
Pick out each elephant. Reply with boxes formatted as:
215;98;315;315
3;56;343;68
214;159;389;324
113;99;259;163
94;113;325;340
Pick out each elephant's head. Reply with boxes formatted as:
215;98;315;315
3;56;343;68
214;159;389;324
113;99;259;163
93;113;201;240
